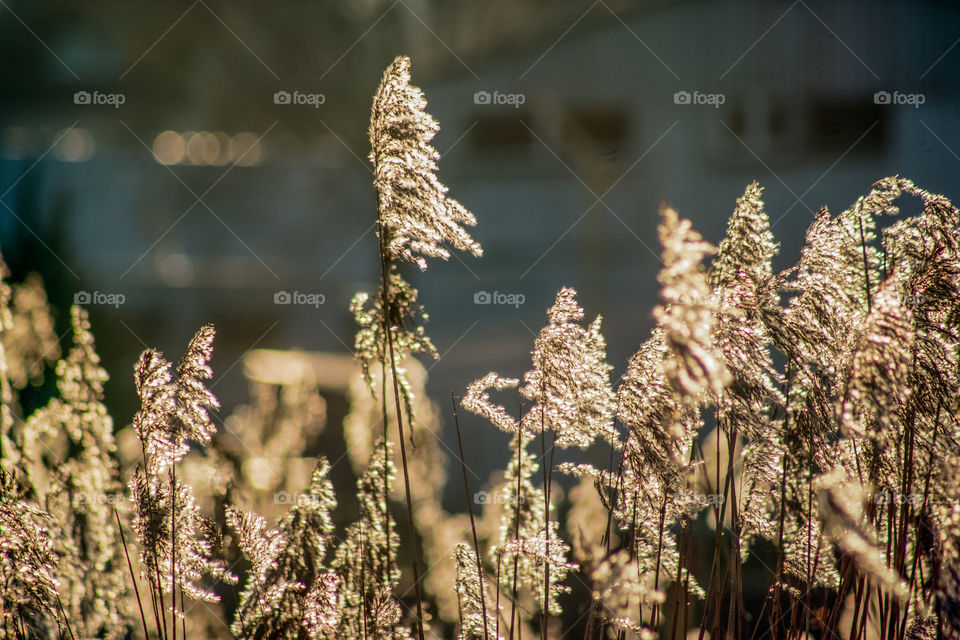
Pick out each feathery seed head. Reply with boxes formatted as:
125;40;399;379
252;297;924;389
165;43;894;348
655;205;730;404
369;55;482;270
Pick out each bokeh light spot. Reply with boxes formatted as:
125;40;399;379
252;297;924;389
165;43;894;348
152;130;185;165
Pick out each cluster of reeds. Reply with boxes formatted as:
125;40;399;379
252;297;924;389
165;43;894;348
0;56;958;640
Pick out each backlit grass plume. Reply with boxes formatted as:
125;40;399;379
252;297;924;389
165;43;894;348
654;205;730;405
343;361;470;622
453;542;501;640
490;437;576;618
590;548;663;638
709;181;778;289
815;466;908;598
2;274;59;392
0;469;61;638
463;287;615;448
368;55;481;270
614;327;704;602
352;54;483;405
23;308;130;640
129;324;235;639
332;439;409;639
351;55;484;639
463;288;611;631
228;459;339;639
0;261;60;471
708;185;784;566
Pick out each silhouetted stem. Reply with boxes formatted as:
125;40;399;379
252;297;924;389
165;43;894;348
378;221;425;640
115;508;151;640
452;394;490;640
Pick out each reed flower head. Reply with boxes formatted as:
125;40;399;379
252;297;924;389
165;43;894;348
655;205;730;404
464;288;615;450
369;55;481;270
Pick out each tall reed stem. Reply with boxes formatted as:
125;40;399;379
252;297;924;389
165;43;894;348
452;394;490;640
378;222;425;640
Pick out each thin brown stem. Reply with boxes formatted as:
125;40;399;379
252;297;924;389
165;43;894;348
509;429;523;640
452;394;490;640
53;594;76;640
378;225;425;640
114;507;151;640
170;466;176;640
381;361;392;581
179;586;185;640
650;496;667;629
539;406;556;639
496;551;502;640
858;215;873;313
670;518;686;640
360;525;370;640
154;527;168;639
